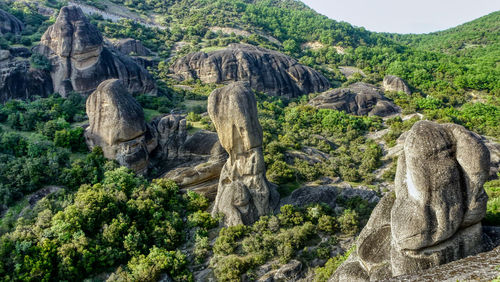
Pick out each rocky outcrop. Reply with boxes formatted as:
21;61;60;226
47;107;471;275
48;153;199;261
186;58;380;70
332;120;491;281
112;38;151;56
163;130;228;200
309;82;399;117
0;60;53;102
209;82;278;226
36;6;155;96
170;43;330;98
85;79;150;173
0;9;23;35
383;75;411;94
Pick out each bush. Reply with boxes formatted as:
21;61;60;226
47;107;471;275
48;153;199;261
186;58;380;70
314;247;354;282
30;53;52;71
54;127;87;152
338;209;359;235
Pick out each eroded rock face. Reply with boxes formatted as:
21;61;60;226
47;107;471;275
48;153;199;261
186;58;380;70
170;43;330;98
208;82;278;225
85;79;149;173
36;6;156;96
309;82;399;117
112;38;151;56
383;75;411;94
0;9;23;35
332;121;490;281
0;60;53;102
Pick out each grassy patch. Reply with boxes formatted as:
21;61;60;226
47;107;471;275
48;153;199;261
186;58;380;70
484;176;500;226
144;108;163;122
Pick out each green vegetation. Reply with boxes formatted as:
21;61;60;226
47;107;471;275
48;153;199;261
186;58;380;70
484;175;500;226
209;201;372;281
259;97;383;187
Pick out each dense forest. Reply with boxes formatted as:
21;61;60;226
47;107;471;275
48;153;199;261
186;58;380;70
0;0;498;281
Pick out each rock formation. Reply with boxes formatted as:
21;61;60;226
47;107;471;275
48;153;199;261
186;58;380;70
332;120;491;281
170;43;330;98
163;130;228;200
0;9;23;35
309;82;399;117
112;38;151;56
208;82;278;225
85;79;150;173
0;59;53;103
383;75;411;94
36;6;156;96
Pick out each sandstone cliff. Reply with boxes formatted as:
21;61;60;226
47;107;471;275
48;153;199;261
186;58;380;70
36;6;156;97
208;82;279;226
332;120;491;281
309;82;399;117
170;43;330;98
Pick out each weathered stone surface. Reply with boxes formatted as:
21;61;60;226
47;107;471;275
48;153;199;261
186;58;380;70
279;185;379;211
309;82;399;117
0;60;53;102
332;121;491;281
0;9;23;35
162;130;228;200
85;79;149;173
273;260;302;280
112;38;151;56
0;50;9;61
170;43;330;98
36;6;155;96
383;75;411;94
209;82;278;226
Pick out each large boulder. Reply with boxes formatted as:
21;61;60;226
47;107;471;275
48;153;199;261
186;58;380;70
309;82;399;117
208;82;278;225
0;60;53;102
36;6;156;96
332;121;491;281
112;38;151;56
0;9;23;35
170;43;330;98
85;79;149;173
383;75;411;94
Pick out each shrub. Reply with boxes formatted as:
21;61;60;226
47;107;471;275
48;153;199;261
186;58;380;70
338;209;359;235
30;53;52;71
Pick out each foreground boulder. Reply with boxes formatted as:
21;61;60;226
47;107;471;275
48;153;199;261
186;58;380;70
332;120;490;281
208;82;278;225
0;9;23;34
170;43;330;98
36;6;156;96
309;82;399;117
383;75;411;94
85;79;150;173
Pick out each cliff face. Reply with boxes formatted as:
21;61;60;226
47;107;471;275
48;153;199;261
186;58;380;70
36;6;156;97
170;43;330;98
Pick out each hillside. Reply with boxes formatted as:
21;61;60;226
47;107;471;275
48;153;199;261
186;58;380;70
0;0;499;281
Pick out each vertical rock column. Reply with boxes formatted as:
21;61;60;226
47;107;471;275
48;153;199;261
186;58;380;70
208;82;277;226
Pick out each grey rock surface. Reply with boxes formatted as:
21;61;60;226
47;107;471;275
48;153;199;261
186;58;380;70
36;6;156;96
112;38;151;56
309;82;399;117
0;60;53;102
170;43;330;98
209;82;278;226
0;8;23;34
332;121;491;281
383;75;411;94
85;79;149;173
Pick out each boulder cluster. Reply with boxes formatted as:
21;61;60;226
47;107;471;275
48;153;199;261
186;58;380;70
170;43;331;98
208;82;279;225
332;121;491;280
